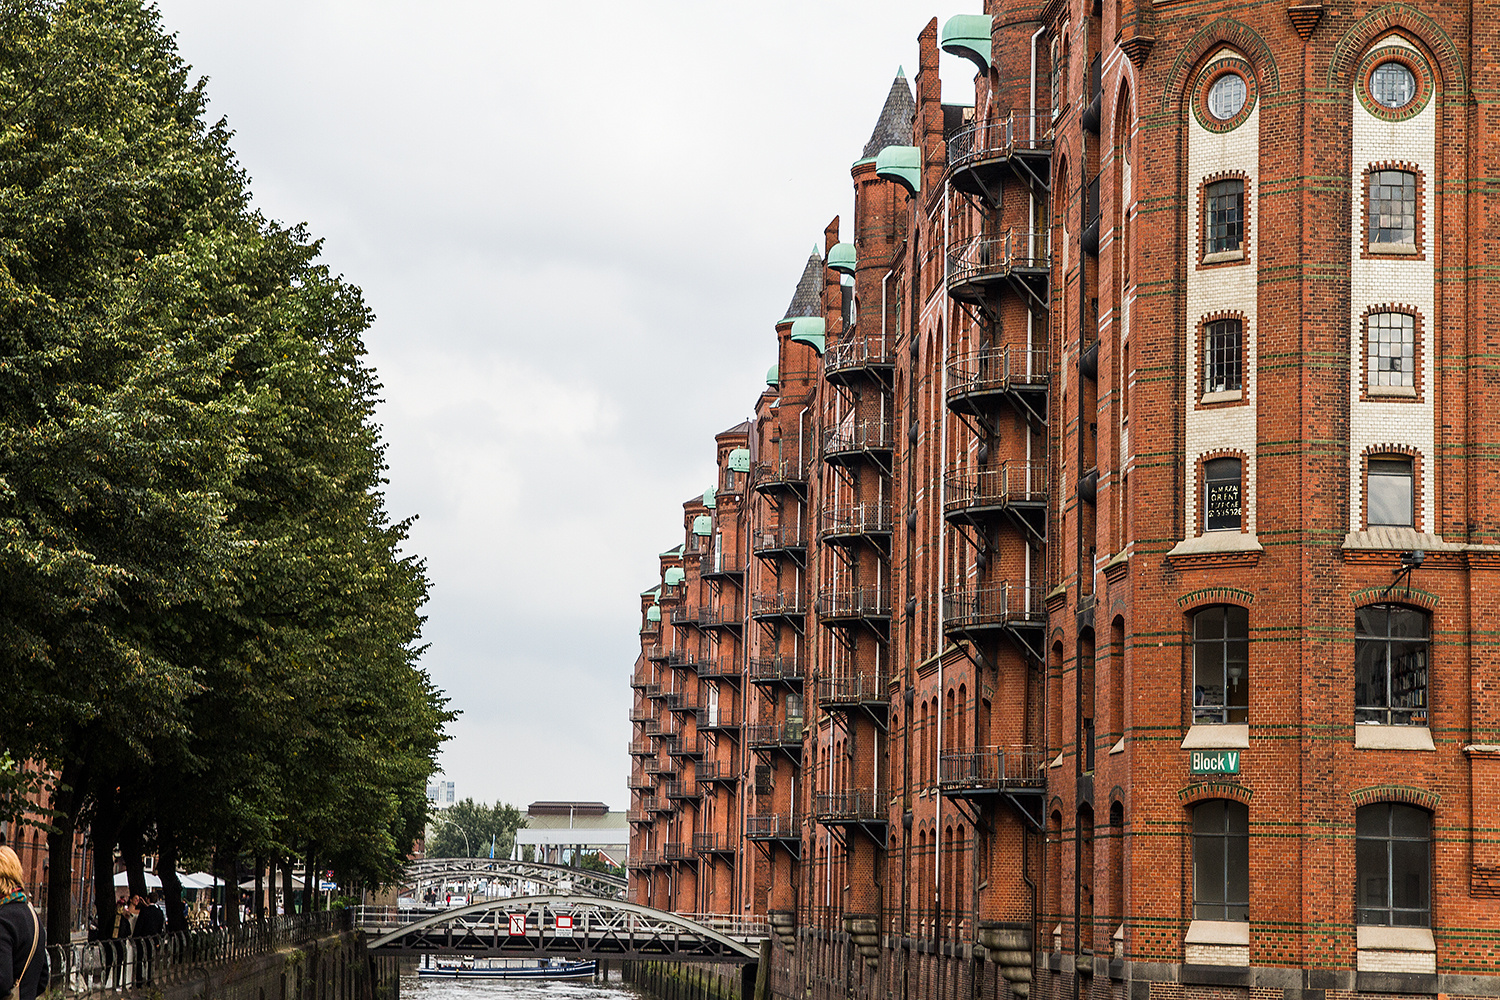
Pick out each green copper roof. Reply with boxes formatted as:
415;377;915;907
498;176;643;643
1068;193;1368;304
728;448;750;473
692;514;713;537
703;486;717;508
767;363;780;387
941;15;993;73
827;242;857;275
790;317;826;355
659;543;684;558
664;567;686;586
875;145;921;195
646;605;662;623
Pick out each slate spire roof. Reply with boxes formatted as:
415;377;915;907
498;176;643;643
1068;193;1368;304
782;247;824;320
862;68;916;160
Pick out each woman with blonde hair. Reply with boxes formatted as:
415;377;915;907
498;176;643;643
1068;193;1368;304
0;846;46;1000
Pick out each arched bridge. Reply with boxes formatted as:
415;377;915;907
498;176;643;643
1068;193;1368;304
358;896;766;963
401;858;626;899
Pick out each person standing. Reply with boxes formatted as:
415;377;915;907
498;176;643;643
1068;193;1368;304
0;846;46;1000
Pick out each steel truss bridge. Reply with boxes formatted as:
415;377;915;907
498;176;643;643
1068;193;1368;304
400;858;627;899
358;896;766;963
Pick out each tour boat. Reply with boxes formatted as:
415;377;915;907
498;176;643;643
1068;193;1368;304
416;956;596;980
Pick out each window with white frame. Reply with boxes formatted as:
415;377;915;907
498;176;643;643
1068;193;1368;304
1367;456;1414;528
1368;170;1416;248
1367;312;1415;391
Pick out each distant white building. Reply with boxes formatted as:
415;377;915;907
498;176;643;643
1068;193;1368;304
513;801;626;866
426;780;454;805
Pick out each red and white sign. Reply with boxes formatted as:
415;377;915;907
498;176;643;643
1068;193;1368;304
554;913;574;938
508;913;526;936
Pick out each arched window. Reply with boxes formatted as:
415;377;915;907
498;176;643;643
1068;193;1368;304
1193;605;1249;724
1192;799;1248;920
1355;604;1429;726
1356;803;1430;926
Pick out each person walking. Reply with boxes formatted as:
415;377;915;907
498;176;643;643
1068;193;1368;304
0;846;46;1000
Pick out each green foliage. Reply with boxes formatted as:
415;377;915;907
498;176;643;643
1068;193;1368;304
576;851;625;879
427;799;526;859
0;0;452;914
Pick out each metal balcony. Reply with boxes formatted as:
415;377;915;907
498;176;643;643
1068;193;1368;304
945;111;1052;202
815;672;890;714
746;813;803;854
697;704;741;732
823;335;895;385
700;602;742;633
822;419;895;469
642;756;666;775
816;587;893;629
630;708;655;724
628;774;654;792
694;760;739;786
748;654;806;689
667;739;705;760
629;740;653;757
627;851;657;870
664;842;696;862
746;721;805;757
753;460;809;497
752;526;807;563
943;462;1048;547
670;606;698;628
813;790;888;840
700;552;745;581
946;230;1051;312
696;655;740;681
626;811;652;827
750;591;807;625
646;644;668;662
666;648;694;669
942;582;1048;660
693;832;737;857
665;781;701;802
946;346;1048;429
630;674;650;690
647;719;681;742
647;796;674;815
668;695;700;716
939;745;1048;830
819;502;893;548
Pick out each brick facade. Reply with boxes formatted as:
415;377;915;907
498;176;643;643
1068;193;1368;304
628;1;1500;997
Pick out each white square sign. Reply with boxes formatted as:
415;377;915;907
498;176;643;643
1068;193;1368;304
554;913;574;938
508;913;526;936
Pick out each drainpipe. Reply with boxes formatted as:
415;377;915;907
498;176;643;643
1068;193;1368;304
1029;25;1047;143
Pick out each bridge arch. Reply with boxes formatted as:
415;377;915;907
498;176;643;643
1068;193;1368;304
401;858;626;899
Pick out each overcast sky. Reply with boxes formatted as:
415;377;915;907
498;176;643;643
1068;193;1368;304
151;0;976;812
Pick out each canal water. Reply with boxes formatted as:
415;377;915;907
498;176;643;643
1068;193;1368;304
399;965;644;1000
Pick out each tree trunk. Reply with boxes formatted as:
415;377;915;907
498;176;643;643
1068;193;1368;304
157;823;188;933
44;760;82;954
304;847;318;912
217;846;239;930
253;854;264;923
119;823;147;899
90;813;119;942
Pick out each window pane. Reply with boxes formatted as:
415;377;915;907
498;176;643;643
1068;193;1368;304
1224;801;1248;835
1356;838;1389;913
1391;840;1428;910
1195;605;1226;639
1357;804;1388;839
1205;458;1242;531
1206;180;1244;254
1208;74;1246;120
1355;638;1389;720
1205;321;1242;393
1356;606;1388;637
1391;804;1430;840
1195;835;1225;904
1193;800;1225;833
1368;312;1415;389
1371;62;1416;109
1226;833;1249;907
1368;171;1416;245
1368;460;1414;527
1388;607;1427;639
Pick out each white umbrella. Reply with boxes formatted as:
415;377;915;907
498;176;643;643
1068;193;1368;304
177;872;219;890
112;872;162;889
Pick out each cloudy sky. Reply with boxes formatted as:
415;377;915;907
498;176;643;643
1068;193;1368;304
152;0;975;812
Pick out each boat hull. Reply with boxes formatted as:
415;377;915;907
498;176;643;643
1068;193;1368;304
417;962;595;981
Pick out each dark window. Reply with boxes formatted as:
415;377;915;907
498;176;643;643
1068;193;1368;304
1355;604;1429;726
1204;319;1242;394
1356;803;1430;926
1204;457;1242;532
1367;313;1415;390
754;765;773;796
1368;170;1416;246
1193;605;1249;724
1192;800;1249;921
1368;457;1414;527
1206;180;1244;255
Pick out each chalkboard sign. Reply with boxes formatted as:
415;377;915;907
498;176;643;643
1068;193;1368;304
1206;480;1241;531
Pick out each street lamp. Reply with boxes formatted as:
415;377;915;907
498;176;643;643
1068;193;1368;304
430;813;471;857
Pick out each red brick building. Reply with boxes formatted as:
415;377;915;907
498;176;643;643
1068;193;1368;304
630;2;1500;997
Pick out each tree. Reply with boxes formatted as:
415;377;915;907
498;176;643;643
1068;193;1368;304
427;800;526;859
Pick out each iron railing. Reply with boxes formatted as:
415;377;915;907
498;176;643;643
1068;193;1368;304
942;583;1047;630
692;833;737;855
696;656;739;680
943;463;1049;514
816;587;893;622
938;745;1048;789
815;672;890;708
750;592;807;618
697;704;740;729
753;460;809;492
946;231;1051;288
945;111;1053;167
947;346;1049;398
819;503;894;541
663;842;695;861
748;655;806;684
824;336;895;377
823;419;895;456
814;790;887;823
752;526;807;555
694;760;738;784
48;913;342;998
664;781;700;801
745;721;804;748
700;552;745;576
746;814;802;839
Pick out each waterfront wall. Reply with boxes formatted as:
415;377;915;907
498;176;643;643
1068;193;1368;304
158;929;397;1000
623;959;757;1000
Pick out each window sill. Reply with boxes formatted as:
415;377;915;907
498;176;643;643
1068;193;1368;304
1367;242;1419;256
1202;249;1245;265
1354;724;1433;751
1181;724;1249;749
1185;920;1249;967
1357;926;1435;974
1167;532;1263;569
1366;385;1417;399
1199;389;1244;405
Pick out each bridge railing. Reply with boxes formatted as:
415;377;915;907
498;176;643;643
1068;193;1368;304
358;902;768;943
47;912;343;998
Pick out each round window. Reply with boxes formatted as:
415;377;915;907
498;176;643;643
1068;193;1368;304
1208;73;1247;120
1370;60;1416;109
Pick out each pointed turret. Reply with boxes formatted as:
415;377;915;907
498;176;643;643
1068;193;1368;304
782;247;824;320
862;68;916;160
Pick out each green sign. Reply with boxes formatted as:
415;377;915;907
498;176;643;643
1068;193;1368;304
1190;750;1241;775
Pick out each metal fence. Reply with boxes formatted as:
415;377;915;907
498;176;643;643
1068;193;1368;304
48;912;343;998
